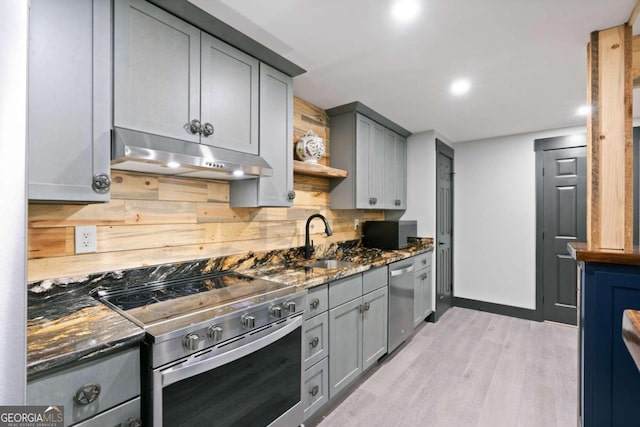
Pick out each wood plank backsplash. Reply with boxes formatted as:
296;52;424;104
27;97;384;282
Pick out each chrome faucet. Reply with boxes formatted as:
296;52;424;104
305;214;333;259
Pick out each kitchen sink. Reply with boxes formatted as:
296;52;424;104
305;259;357;270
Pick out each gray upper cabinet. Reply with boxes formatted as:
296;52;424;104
392;133;407;210
114;0;259;155
230;63;294;207
28;0;112;202
327;103;411;210
200;33;259;154
113;0;201;143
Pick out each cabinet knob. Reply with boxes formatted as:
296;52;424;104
364;302;371;311
369;197;378;205
287;190;296;201
310;298;320;309
202;122;214;137
73;384;101;405
125;418;143;427
422;273;428;280
92;173;111;194
188;119;202;135
310;336;320;348
309;385;320;397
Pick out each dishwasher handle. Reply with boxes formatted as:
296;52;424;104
390;264;415;277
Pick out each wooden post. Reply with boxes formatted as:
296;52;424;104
586;24;634;251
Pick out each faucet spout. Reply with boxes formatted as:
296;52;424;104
305;214;333;259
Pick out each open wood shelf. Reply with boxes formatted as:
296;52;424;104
293;160;348;179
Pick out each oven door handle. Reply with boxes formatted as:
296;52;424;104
159;315;303;388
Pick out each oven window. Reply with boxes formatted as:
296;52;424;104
163;326;301;427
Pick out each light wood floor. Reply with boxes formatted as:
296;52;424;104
315;307;577;427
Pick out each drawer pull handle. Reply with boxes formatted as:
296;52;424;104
310;337;320;348
310;298;320;309
310;385;320;397
74;384;101;405
125;418;143;427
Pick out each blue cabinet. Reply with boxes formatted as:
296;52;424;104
579;262;640;426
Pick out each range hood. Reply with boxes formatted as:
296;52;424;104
111;127;272;180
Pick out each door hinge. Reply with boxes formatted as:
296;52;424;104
542;167;545;176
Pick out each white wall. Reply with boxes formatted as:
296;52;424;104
453;125;585;310
0;0;28;404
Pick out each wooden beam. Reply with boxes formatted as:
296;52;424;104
632;35;640;87
630;0;640;27
587;25;634;251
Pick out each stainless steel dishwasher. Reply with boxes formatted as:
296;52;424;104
388;260;415;353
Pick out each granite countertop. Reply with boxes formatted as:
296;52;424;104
568;242;640;266
623;310;640;371
239;238;433;289
27;283;145;378
27;238;433;377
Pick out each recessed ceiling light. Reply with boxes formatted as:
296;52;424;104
391;0;420;23
166;161;180;168
450;79;471;96
576;105;591;116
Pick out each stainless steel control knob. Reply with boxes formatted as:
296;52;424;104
241;314;256;329
285;301;296;313
207;325;223;342
183;333;200;351
269;305;283;319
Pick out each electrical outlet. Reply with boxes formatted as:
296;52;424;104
75;225;97;254
354;219;360;231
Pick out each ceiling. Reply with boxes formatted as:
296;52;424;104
190;0;636;142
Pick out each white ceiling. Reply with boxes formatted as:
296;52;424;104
190;0;636;142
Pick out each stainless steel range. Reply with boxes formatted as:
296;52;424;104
97;271;306;427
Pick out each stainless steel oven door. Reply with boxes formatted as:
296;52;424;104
152;314;304;427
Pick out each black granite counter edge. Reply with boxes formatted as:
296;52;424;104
27;328;145;378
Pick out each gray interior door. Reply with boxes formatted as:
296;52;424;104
436;142;454;320
542;146;586;325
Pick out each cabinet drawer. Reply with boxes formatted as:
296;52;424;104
27;347;140;426
414;252;432;272
303;357;329;421
72;396;140;427
306;284;328;319
304;311;329;370
363;266;388;294
329;274;363;308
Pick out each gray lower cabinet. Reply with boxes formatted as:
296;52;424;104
329;297;364;399
304;311;329;370
114;0;259;154
362;286;389;371
27;347;141;427
303;357;329;421
414;252;433;327
328;108;408;210
230;63;294;207
28;0;112;202
328;268;389;399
